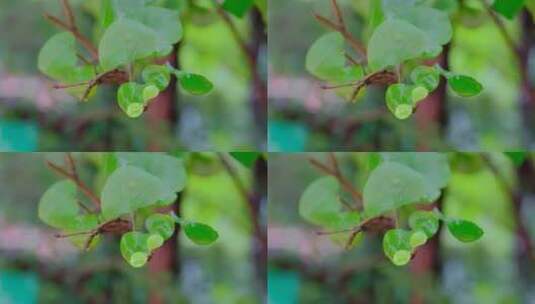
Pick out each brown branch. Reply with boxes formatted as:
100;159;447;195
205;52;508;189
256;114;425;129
313;0;367;59
308;154;363;206
60;0;76;29
212;1;255;69
43;1;98;61
479;0;520;57
217;153;252;204
46;158;101;210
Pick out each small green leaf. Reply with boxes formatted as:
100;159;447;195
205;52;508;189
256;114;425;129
305;32;346;78
409;211;439;238
38;32;78;80
386;84;414;120
299;176;360;228
179;73;214;95
142;85;160;102
38;180;79;229
505;152;527;166
222;0;255;18
230;152;260;168
411;86;429;104
120;232;150;267
410;66;440;92
184;222;219;245
492;0;525;20
409;230;428;248
447;219;484;242
147;234;164;250
448;75;483;97
145;213;175;240
117;82;145;118
142;65;170;91
383;229;413;266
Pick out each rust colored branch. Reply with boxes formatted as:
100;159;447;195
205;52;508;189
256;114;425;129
308;154;363;206
313;0;367;59
43;1;98;60
479;0;520;57
46;156;101;210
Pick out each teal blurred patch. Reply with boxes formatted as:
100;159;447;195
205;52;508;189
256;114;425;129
268;120;308;152
0;271;39;304
268;268;300;304
0;120;38;151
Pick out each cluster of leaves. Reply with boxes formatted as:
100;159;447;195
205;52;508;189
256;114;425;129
305;0;485;120
38;0;214;118
299;153;484;266
38;153;219;268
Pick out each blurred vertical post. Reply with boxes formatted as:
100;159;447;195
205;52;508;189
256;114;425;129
146;44;181;304
519;11;535;145
252;156;267;290
145;44;181;151
249;8;268;147
415;46;450;150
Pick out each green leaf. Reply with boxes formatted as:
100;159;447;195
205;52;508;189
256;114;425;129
142;65;170;91
100;0;116;30
392;6;452;51
178;73;214;95
363;162;441;218
142;85;160;102
124;6;183;54
120;232;150;267
448;75;483;97
38;180;79;229
505;152;527;166
411;86;429;104
222;0;255;18
117;82;145;118
368;19;429;71
386;84;414;120
492;0;525;19
38;32;78;80
115;153;186;204
383;229;413;266
305;32;346;79
380;153;451;190
409;211;439;238
230;152;260;168
99;18;160;71
62;214;101;250
101;165;168;220
411;66;440;92
409;230;428;248
184;222;219;245
381;0;416;16
447;219;484;242
299;177;360;228
147;234;164;250
145;213;175;240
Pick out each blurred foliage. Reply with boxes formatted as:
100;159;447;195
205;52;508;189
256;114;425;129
0;0;265;151
268;0;534;151
0;152;264;303
268;152;535;303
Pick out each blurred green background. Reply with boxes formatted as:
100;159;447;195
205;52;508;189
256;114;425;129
0;152;266;303
0;0;267;151
268;0;535;151
268;152;535;303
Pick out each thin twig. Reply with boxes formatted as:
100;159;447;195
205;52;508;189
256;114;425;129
60;0;76;29
46;159;101;209
313;0;367;59
44;13;98;60
479;0;520;56
308;155;363;206
217;153;251;203
211;1;255;69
